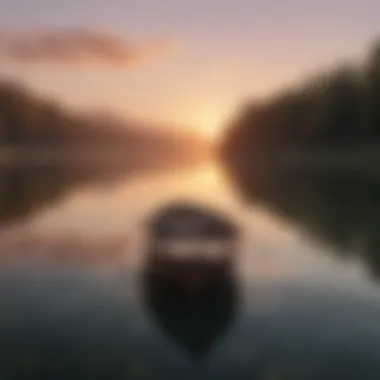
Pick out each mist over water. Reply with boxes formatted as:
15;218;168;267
0;160;379;379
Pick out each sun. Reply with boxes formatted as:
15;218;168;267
199;114;225;142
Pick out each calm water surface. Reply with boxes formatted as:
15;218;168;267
1;162;380;379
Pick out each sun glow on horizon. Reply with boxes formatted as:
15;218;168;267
197;111;228;142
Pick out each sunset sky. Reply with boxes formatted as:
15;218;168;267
0;0;379;138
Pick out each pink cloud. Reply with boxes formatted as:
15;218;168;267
0;28;176;67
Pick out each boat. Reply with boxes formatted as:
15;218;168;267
144;202;239;284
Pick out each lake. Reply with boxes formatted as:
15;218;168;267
1;161;380;379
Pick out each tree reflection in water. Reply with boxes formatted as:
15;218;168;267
226;163;380;279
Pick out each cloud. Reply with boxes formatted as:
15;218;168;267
0;28;176;68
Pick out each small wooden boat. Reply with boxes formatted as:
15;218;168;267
144;202;238;283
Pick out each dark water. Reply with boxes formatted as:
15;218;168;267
1;162;380;379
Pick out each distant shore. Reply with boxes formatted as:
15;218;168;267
224;146;380;178
0;146;209;168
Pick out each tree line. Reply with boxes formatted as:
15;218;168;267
0;80;205;153
0;81;131;147
221;40;380;159
0;82;69;146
